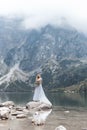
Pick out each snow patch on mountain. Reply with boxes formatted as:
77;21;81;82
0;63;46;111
0;64;28;86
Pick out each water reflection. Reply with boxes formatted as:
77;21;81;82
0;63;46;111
0;92;87;108
0;92;9;102
0;92;33;105
32;109;52;126
47;92;87;107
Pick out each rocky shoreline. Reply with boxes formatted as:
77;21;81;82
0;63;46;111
0;100;52;123
0;101;87;130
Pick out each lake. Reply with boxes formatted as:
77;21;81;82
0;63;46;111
0;91;87;108
0;91;87;130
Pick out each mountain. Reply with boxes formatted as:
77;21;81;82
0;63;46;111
0;17;87;92
4;25;87;70
0;56;8;77
0;64;29;91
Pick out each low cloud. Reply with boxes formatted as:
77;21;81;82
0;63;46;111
0;0;87;34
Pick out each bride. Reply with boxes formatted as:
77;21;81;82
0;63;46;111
33;74;52;106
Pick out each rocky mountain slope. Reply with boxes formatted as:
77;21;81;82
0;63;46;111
0;17;87;91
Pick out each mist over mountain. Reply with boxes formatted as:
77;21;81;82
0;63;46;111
0;17;87;92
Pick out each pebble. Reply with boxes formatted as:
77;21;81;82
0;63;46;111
55;125;67;130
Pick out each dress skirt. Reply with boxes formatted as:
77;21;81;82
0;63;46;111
33;84;52;105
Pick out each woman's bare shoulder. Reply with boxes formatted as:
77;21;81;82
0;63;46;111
36;77;42;81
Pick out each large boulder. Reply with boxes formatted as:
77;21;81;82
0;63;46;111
0;101;15;108
26;101;52;110
38;103;52;110
0;107;10;120
26;101;42;110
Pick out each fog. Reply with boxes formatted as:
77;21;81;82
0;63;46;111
0;0;87;34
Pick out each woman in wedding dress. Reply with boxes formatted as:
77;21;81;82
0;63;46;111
33;74;52;106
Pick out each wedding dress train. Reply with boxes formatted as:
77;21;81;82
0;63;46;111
33;84;52;106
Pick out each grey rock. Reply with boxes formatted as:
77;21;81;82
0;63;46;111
26;101;52;110
55;125;67;130
0;107;10;120
26;101;42;110
1;101;15;107
16;114;27;118
11;111;24;116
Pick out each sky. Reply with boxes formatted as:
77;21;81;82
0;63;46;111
0;0;87;34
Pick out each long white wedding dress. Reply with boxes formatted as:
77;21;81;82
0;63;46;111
33;80;52;106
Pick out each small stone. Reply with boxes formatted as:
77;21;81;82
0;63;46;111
82;128;87;130
64;111;70;114
15;106;24;111
55;125;67;130
16;114;27;118
11;111;23;116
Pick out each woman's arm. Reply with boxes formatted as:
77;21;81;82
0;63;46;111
35;78;42;85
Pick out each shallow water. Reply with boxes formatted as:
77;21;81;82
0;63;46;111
0;92;87;130
0;106;87;130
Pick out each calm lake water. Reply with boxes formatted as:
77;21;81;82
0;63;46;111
0;91;87;108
